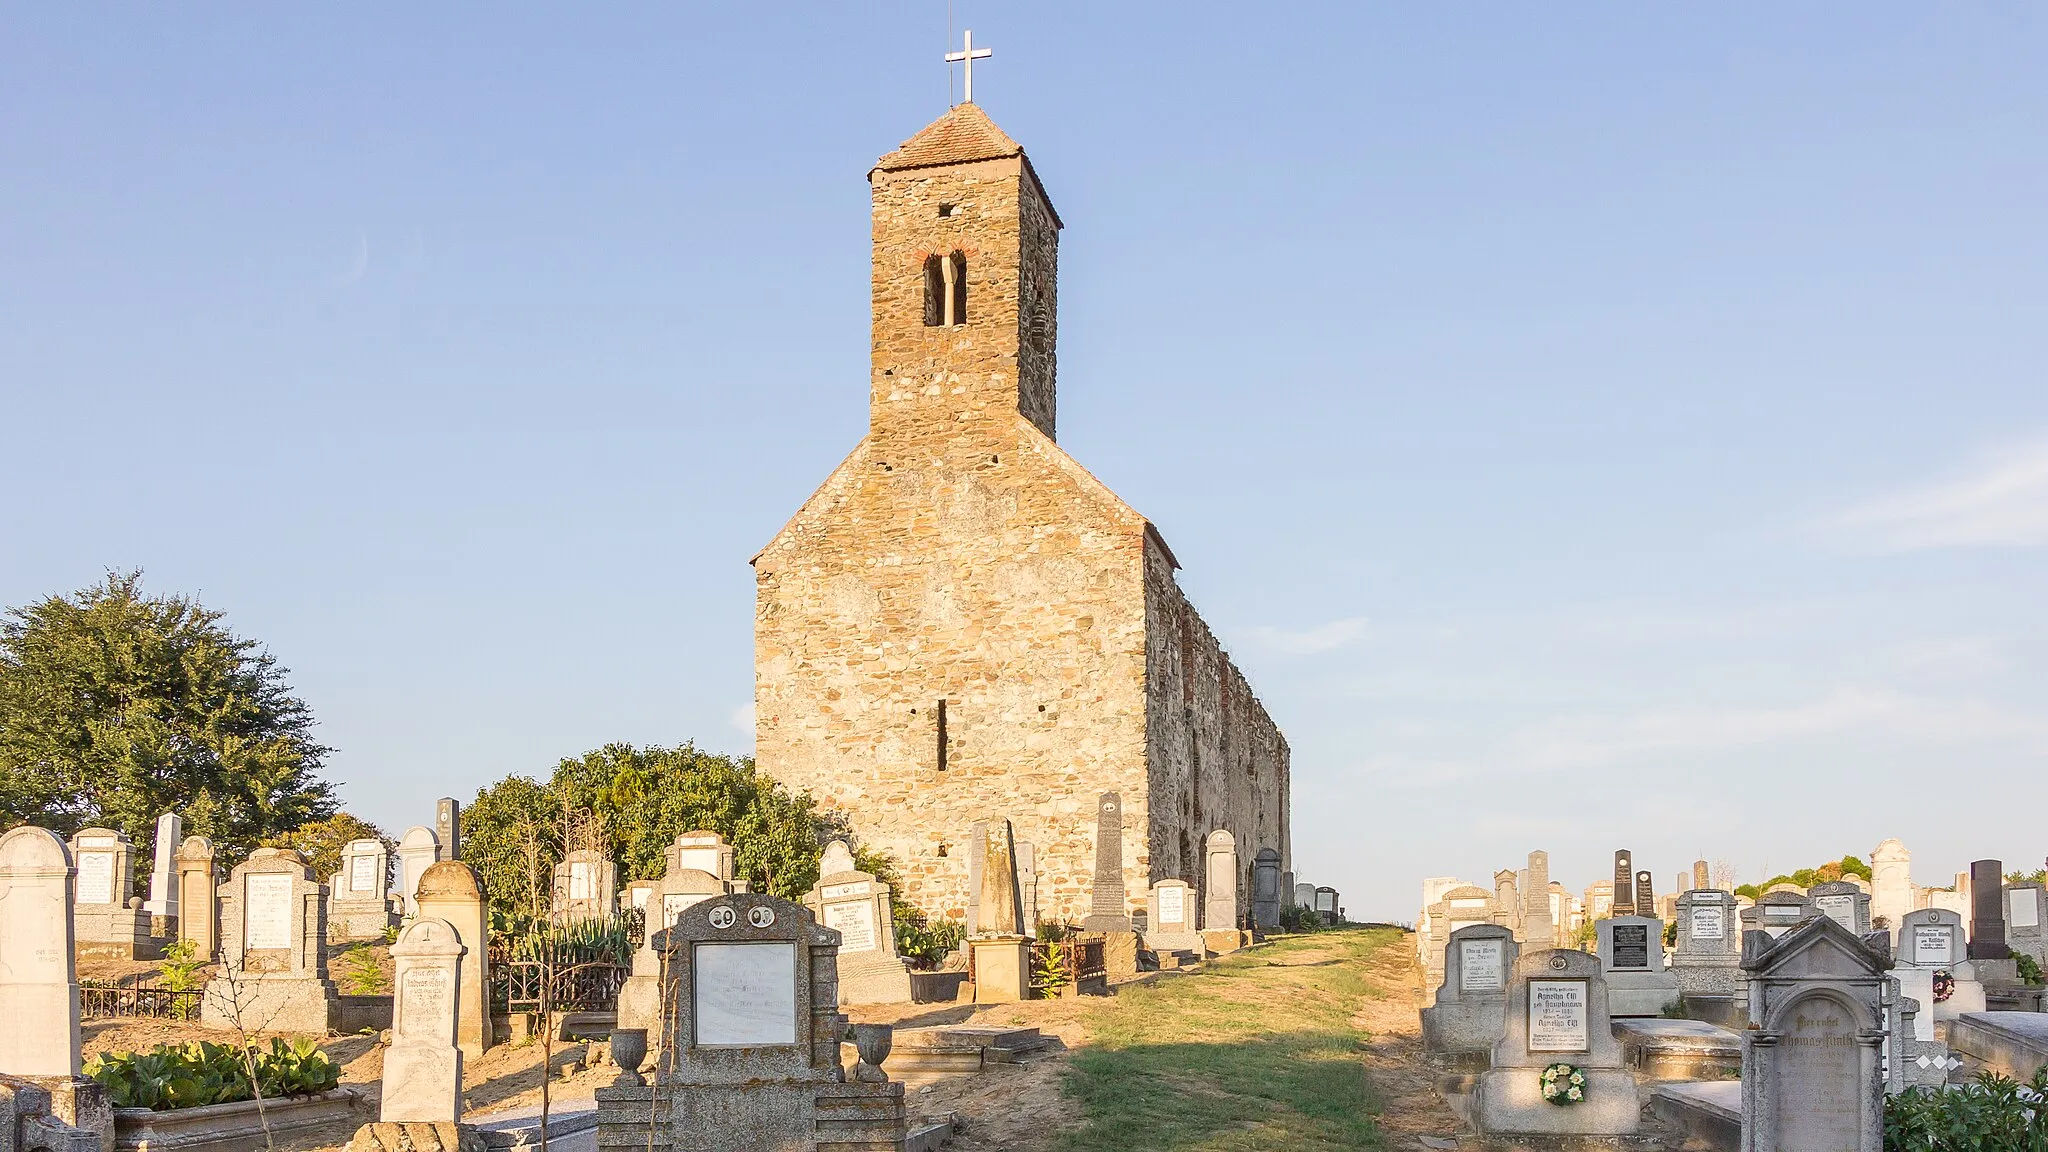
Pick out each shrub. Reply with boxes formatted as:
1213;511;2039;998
85;1038;340;1111
1884;1068;2048;1152
157;939;206;993
2016;953;2044;987
895;910;965;970
504;912;635;968
337;946;388;996
1279;904;1323;933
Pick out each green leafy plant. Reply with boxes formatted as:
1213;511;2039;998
1885;1068;2048;1152
1278;904;1323;933
893;904;965;969
337;946;388;996
155;938;207;993
85;1039;339;1111
2015;953;2043;987
506;912;634;967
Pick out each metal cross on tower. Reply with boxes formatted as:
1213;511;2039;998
946;29;992;105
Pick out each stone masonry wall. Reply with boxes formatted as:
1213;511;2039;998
1143;538;1291;921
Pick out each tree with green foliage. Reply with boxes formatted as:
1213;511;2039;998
0;571;335;873
261;812;395;882
462;742;842;919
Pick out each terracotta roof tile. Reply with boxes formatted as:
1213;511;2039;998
872;103;1024;173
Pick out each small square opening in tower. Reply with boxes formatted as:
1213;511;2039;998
937;203;955;218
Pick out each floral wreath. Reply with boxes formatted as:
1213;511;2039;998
1540;1062;1586;1106
1932;970;1955;1004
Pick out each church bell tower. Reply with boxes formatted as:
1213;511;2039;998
868;101;1061;443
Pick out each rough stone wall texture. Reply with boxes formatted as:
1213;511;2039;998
754;108;1286;926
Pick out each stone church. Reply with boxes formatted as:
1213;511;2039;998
752;100;1289;927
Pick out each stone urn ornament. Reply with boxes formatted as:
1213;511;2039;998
850;1023;894;1083
608;1028;648;1086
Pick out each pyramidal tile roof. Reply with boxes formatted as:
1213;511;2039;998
873;102;1024;173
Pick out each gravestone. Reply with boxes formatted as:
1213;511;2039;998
2005;883;2046;966
620;833;748;1049
1969;859;2010;960
202;848;337;1033
1743;890;1817;940
413;862;492;1056
1597;916;1679;1017
1693;859;1710;892
625;879;658;914
434;798;461;861
806;841;912;1004
1144;879;1202;957
1808;880;1871;936
1201;829;1238;933
379;917;465;1122
143;812;183;926
552;849;617;921
1493;870;1522;934
1896;907;1983;1023
328;838;400;940
1738;915;1887;1152
1314;886;1340;926
67;828;150;960
1015;840;1039;936
595;892;907;1152
1426;885;1502;991
1634;869;1655;918
1294;881;1316;912
1081;793;1130;931
396;826;439;919
968;819;1029;1003
0;826;82;1076
1522;851;1554;947
173;836;218;958
1671;889;1742;1012
1882;976;1956;1093
1869;839;1913;937
1252;848;1282;931
1472;948;1638;1136
1586;880;1614;921
1613;850;1635;916
671;830;737;882
1421;924;1519;1061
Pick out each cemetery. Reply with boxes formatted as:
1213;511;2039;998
2;12;2040;1152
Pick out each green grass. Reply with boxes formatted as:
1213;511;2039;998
1056;927;1400;1152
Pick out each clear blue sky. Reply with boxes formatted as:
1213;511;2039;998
4;6;2044;920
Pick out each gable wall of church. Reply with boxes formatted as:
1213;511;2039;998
753;427;1157;925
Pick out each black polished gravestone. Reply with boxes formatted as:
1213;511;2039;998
1970;858;2011;960
1635;870;1656;918
1613;850;1634;915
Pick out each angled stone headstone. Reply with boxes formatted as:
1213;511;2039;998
0;826;82;1076
380;917;465;1122
202;848;337;1033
